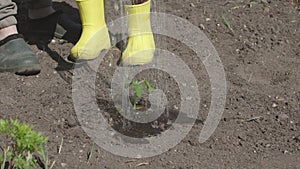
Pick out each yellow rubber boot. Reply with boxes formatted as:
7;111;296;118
70;0;110;61
121;0;155;65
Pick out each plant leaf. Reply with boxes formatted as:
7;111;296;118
222;16;233;31
143;80;154;92
87;143;95;164
135;84;143;98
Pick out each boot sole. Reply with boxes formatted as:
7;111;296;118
0;64;41;76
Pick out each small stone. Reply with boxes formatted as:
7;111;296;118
272;103;278;108
190;3;195;7
199;24;205;30
264;7;270;13
278;113;289;121
58;39;67;43
275;96;285;101
61;163;67;167
159;123;165;130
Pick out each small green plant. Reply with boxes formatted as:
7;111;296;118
249;1;268;8
129;79;154;110
0;119;48;169
87;143;95;164
222;16;233;32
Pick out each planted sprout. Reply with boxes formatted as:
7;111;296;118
129;79;154;110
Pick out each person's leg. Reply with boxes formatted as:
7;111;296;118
27;0;55;19
121;0;155;65
0;25;17;40
0;0;18;40
25;0;81;44
0;0;40;75
69;0;110;61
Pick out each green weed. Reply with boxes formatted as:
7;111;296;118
0;119;48;169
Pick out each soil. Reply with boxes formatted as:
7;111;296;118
1;0;300;168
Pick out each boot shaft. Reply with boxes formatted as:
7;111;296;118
125;0;152;36
76;0;106;28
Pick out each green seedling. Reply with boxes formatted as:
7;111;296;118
40;144;49;169
249;1;268;8
87;143;95;164
0;119;48;169
129;79;154;110
222;16;233;32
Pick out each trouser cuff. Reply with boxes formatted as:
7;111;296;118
0;16;17;29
